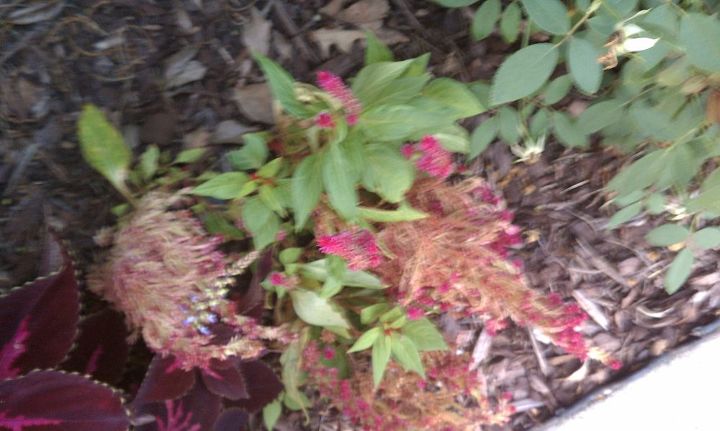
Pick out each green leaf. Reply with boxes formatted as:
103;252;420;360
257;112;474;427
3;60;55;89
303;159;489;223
348;327;382;353
371;335;392;387
401;318;448;351
607;150;664;196
280;337;310;414
361;144;414;203
472;0;501;41
352;59;416;107
469;117;498;159
258;157;283;178
253;53;309;117
279;248;303;265
361;304;390;324
300;259;385;289
606;202;643;230
577;100;624;134
499;2;522;44
173;148;206;164
77;104;132;196
568;37;603;94
365;31;393;64
645;224;690;246
679;13;720;73
227;133;269;170
421;78;485;119
323;141;358;220
434;124;470;153
552;112;588;148
360;105;451;141
645;193;665;215
432;0;478;6
664;248;694;294
242;196;280;249
259;185;287;216
497;106;521;144
529;108;550;139
263;398;282;431
542;74;572;105
291;153;324;230
491;44;559;105
320;275;344;298
390;333;425;377
520;0;569;35
138;145;159;181
289;289;350;329
692;228;720;250
359;204;427;223
191;172;249;200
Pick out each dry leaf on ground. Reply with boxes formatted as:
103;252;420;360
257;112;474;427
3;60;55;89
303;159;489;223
233;83;274;124
310;29;366;58
242;8;272;55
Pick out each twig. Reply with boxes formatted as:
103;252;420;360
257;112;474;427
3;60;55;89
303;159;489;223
269;0;320;64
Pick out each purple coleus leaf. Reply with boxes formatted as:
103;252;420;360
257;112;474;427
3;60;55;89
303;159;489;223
134;355;196;404
201;359;249;401
0;234;79;379
213;408;248;431
135;379;221;431
226;361;283;413
0;370;130;431
63;308;129;384
234;251;273;319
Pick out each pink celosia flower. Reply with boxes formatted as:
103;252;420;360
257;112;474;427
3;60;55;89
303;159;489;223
409;135;455;180
316;229;383;270
316;70;362;125
269;272;289;287
87;192;282;371
316;111;335;129
407;307;424;320
323;346;336;360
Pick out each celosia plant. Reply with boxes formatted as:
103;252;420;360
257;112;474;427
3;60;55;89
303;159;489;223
76;33;621;430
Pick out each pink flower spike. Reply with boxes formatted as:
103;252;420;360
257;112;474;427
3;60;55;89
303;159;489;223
316;111;335;129
414;135;455;180
407;307;424;320
269;272;289;287
401;144;415;159
316;70;362;125
317;229;383;270
323;346;336;360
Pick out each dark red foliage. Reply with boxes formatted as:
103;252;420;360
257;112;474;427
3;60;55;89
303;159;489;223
135;379;222;431
0;370;130;431
213;408;249;431
226;361;283;413
0;235;78;378
134;355;197;404
63;309;129;384
201;359;249;401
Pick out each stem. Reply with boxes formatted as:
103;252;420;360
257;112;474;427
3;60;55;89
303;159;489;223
554;0;600;48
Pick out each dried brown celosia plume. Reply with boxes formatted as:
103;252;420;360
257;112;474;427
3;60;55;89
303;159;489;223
87;191;283;371
375;178;613;364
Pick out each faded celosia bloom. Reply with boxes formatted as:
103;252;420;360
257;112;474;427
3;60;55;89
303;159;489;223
315;111;335;129
316;70;362;125
403;135;455;180
88;192;282;371
374;178;616;366
303;341;514;431
317;229;383;271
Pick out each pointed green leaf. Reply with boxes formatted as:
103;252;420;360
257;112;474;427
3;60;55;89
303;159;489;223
645;224;690;246
291;153;324;230
499;2;522;43
242;196;280;249
289;289;350;329
691;228;720;250
606;202;643;230
191;172;249;200
361;304;390;324
390;333;425;377
401;318;448;351
365;31;393;64
227;133;269;170
491;44;559;105
173;148;206;164
679;13;720;73
263;398;282;431
77;104;132;196
138;145;159;181
253;53;309;117
361;144;414;203
348;327;382;353
469;117;498;159
664;248;694;294
358;205;427;222
323;141;358;220
371;335;392;387
520;0;570;35
472;0;501;41
422;78;485;119
568;37;603;94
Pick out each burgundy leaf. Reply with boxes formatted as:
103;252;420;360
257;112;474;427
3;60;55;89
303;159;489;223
0;235;79;379
201;360;248;401
227;361;282;413
136;380;221;431
63;309;129;384
134;355;196;404
0;370;129;431
213;408;248;431
237;251;272;319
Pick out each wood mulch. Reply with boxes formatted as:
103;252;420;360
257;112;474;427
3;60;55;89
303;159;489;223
1;1;718;430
